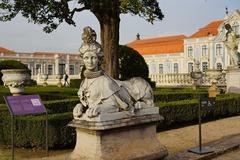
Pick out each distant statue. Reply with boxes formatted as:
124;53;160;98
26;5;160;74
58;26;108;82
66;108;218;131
73;26;153;120
223;23;240;67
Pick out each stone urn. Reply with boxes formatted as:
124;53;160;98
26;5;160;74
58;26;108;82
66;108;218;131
205;69;222;84
1;69;31;96
190;61;203;90
205;69;222;96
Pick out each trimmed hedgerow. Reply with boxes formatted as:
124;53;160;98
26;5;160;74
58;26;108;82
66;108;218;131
156;93;240;126
70;79;82;88
44;99;79;114
154;92;208;102
0;112;75;149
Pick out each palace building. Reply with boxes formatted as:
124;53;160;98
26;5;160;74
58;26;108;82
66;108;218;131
1;10;240;86
127;10;240;86
0;47;82;85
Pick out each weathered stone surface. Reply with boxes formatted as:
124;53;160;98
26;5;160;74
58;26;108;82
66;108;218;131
73;107;159;123
226;68;240;93
68;114;168;160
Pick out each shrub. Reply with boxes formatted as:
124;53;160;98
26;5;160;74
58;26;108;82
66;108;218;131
70;79;82;88
156;94;240;128
0;98;79;148
118;45;149;81
0;112;75;149
0;60;30;85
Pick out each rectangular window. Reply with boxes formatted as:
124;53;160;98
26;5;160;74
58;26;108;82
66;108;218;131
216;63;223;70
59;64;65;75
48;65;53;75
173;63;178;73
202;62;208;72
159;64;163;74
36;64;41;75
69;65;75;75
202;45;207;57
216;44;222;55
188;46;193;57
188;62;193;73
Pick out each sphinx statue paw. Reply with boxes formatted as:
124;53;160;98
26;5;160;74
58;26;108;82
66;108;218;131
86;106;101;118
73;103;84;119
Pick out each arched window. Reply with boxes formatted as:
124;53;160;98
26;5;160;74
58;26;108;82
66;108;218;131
188;46;193;57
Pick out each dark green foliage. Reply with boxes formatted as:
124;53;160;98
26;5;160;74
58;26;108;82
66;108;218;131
26;79;37;86
0;91;78;148
154;92;208;102
156;94;240;128
0;0;163;33
118;45;149;80
0;60;30;85
0;112;75;149
70;79;82;88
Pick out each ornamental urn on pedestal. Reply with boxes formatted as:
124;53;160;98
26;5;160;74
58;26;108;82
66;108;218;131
1;69;30;96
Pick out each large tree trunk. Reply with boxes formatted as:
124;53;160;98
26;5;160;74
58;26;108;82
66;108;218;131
92;0;120;79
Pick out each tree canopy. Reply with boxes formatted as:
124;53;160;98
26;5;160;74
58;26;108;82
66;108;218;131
0;0;164;78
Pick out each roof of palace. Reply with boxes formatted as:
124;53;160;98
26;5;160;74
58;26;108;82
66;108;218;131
127;20;224;56
189;20;224;38
127;35;186;55
0;47;16;54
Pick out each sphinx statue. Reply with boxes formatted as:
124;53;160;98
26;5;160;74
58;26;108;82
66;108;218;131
73;26;154;120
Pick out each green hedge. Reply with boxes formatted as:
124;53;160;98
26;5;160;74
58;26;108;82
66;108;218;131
154;92;207;102
0;112;75;149
156;94;240;126
0;98;79;148
70;79;82;88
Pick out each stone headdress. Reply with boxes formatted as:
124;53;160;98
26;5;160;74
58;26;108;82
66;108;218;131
79;26;104;62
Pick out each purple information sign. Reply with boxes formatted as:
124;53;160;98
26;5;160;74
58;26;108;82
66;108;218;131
4;95;46;116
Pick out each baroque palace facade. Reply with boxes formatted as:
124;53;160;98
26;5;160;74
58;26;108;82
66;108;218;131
128;10;240;86
0;10;240;86
0;48;82;85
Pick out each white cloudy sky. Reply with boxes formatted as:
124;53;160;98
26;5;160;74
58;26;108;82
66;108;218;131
0;0;240;53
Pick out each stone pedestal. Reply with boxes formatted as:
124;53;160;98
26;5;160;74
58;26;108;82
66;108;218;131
68;108;168;160
226;67;240;93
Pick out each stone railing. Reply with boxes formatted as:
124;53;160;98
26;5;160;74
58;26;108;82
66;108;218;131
149;73;193;86
150;72;226;89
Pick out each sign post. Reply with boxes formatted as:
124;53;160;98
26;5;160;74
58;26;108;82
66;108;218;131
4;94;48;160
188;97;216;154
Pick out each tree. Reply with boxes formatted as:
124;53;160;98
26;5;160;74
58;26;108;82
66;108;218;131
0;0;164;78
118;45;148;80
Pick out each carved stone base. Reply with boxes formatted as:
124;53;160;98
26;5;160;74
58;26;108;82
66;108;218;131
68;114;168;160
226;68;240;93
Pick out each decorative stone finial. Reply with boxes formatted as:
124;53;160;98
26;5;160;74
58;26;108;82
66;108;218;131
136;33;140;40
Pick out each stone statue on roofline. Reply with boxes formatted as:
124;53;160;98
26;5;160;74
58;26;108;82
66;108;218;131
223;23;240;68
73;26;154;121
